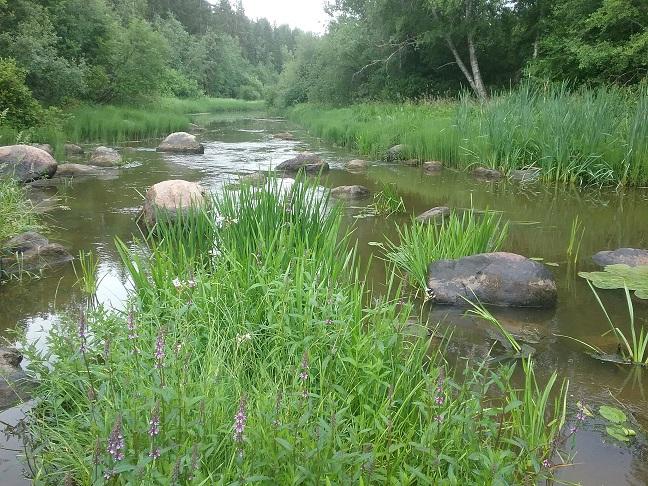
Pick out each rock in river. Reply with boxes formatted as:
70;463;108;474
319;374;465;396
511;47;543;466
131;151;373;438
423;161;443;173
275;153;329;174
273;132;296;141
0;347;33;411
416;206;450;222
346;159;368;171
592;248;648;267
426;252;557;308
386;144;408;161
90;146;122;167
30;143;53;155
0;231;73;276
57;163;107;177
142;180;205;228
157;132;205;154
471;166;502;180
0;145;57;182
330;185;370;200
64;143;84;155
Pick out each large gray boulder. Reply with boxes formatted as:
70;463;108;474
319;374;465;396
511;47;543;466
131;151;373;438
157;132;205;154
426;252;557;308
90;146;122;167
142;180;205;228
416;206;450;222
0;145;57;182
330;185;370;200
0;231;73;276
592;248;648;267
275;153;329;174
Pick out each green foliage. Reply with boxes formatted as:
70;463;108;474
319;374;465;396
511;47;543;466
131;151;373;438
0;58;42;129
579;264;648;300
383;209;508;290
22;179;567;484
0;178;41;244
599;406;636;442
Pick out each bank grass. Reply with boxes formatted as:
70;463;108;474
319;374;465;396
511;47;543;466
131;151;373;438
0;178;41;244
289;83;648;186
23;178;568;484
383;209;509;290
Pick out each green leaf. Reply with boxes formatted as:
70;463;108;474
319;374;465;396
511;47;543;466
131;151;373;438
599;405;627;424
580;265;648;299
606;425;635;442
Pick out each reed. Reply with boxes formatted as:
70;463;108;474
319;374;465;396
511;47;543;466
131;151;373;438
0;178;41;244
383;210;509;290
288;84;647;186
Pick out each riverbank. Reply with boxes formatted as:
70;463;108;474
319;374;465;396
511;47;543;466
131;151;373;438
288;84;648;186
0;97;265;158
22;179;569;484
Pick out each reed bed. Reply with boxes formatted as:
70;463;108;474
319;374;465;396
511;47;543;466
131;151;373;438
289;84;648;186
22;179;568;484
0;178;41;243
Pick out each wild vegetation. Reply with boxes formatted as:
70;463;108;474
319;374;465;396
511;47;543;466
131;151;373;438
288;84;648;185
0;178;40;243
22;180;571;484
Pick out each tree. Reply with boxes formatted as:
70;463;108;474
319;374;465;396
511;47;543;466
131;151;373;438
0;58;43;129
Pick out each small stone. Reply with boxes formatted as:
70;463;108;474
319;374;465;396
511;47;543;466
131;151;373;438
346;159;368;171
471;166;502;180
273;132;295;141
275;153;329;174
510;168;541;182
416;206;450;222
64;143;84;155
157;132;204;154
592;248;648;267
400;159;420;167
423;161;443;173
239;172;266;186
90;146;122;167
330;185;370;199
56;164;105;177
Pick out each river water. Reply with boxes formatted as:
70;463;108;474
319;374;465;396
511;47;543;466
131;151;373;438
1;113;648;484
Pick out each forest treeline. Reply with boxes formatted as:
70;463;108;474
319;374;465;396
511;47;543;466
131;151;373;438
0;0;302;129
273;0;648;106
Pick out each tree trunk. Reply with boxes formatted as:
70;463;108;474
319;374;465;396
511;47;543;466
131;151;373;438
467;34;488;99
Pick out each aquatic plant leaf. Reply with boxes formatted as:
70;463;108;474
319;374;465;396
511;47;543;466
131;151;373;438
599;405;627;424
579;264;648;300
605;425;635;442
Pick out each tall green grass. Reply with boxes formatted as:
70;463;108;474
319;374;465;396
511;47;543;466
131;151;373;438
289;84;648;186
21;179;568;484
0;178;41;243
383;210;509;290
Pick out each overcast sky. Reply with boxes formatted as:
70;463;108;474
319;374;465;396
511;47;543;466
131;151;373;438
240;0;330;33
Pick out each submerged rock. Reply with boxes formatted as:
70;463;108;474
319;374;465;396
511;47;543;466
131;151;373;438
30;143;53;155
64;143;84;155
386;144;408;161
273;132;296;141
426;252;557;308
346;159;368;171
275;153;329;174
0;231;73;276
157;132;205;154
471;166;502;180
142;180;205;228
510;168;541;182
90;146;122;167
0;145;58;183
416;206;450;222
400;159;420;167
423;161;443;173
330;185;370;200
56;163;106;177
0;347;32;411
592;248;648;267
239;171;267;186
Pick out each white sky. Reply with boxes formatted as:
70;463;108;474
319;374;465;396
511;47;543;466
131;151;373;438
240;0;329;33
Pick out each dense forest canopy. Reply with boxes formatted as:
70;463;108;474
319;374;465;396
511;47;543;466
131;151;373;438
0;0;302;111
273;0;647;105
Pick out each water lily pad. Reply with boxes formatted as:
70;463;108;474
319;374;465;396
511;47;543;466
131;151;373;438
599;405;627;424
606;425;635;442
579;264;648;300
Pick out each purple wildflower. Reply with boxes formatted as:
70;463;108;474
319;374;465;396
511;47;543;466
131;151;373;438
107;416;125;461
299;352;309;382
569;425;577;434
149;447;161;459
542;459;552;469
233;396;247;447
576;409;586;422
154;328;166;369
148;403;160;437
434;395;445;406
435;414;444;423
188;444;199;480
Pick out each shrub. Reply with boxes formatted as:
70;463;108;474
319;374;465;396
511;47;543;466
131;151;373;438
0;58;42;129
